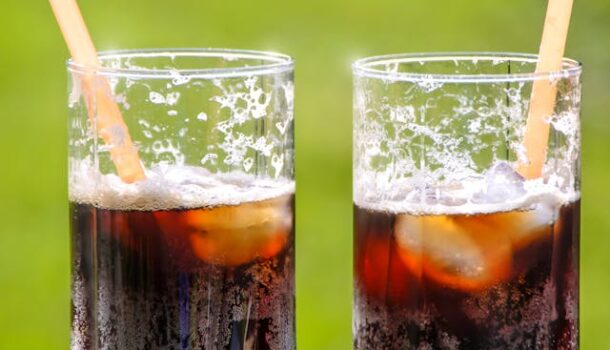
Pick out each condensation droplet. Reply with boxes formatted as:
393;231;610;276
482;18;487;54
148;91;165;104
243;157;254;172
149;92;165;104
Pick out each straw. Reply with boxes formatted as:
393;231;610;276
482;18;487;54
517;0;574;179
49;0;146;183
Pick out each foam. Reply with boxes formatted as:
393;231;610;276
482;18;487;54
69;160;294;211
354;177;579;216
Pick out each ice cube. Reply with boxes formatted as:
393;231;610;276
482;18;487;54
509;199;556;246
393;203;556;292
155;194;292;266
394;214;512;291
479;162;526;204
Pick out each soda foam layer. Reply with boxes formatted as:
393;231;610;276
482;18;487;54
355;162;579;216
69;160;294;210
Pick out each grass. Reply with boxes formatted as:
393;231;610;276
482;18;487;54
0;0;609;348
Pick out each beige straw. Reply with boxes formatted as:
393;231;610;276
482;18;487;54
49;0;146;183
517;0;574;179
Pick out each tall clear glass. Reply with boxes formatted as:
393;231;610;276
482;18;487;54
68;49;295;349
353;53;581;349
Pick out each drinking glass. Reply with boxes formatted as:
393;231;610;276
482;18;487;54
353;53;581;349
68;49;295;350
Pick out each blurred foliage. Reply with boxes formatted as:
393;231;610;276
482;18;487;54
0;0;609;348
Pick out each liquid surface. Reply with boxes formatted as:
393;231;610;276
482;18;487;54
355;162;579;216
69;161;295;211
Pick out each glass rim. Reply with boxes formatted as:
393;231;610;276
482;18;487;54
67;48;294;79
352;52;582;83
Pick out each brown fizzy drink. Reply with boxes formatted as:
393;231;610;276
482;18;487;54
354;200;579;349
70;192;295;349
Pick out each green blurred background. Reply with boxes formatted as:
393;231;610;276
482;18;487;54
1;0;609;348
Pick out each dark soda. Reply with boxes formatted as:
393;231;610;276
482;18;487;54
354;200;579;349
70;194;295;350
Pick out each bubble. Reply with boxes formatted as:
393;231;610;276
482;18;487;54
200;153;218;166
165;92;180;106
197;112;208;121
170;70;192;86
148;91;165;104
